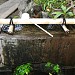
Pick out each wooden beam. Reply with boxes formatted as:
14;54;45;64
0;0;21;18
0;18;75;24
0;3;19;18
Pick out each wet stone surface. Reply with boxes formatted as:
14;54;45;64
0;35;75;67
0;35;74;75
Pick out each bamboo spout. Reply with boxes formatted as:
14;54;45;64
0;18;75;24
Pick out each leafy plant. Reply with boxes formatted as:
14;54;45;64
34;0;67;18
52;5;74;18
13;63;33;75
45;62;52;67
53;64;60;73
34;0;67;11
45;62;61;75
14;16;19;18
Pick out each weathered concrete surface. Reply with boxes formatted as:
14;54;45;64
0;35;74;68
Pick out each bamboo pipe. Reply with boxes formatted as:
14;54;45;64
61;25;70;33
0;18;75;24
21;13;53;37
32;23;53;37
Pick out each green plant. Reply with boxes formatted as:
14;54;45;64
53;64;60;74
52;5;74;18
45;62;61;75
13;63;33;75
13;16;19;18
34;0;67;11
34;0;67;18
34;0;51;11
